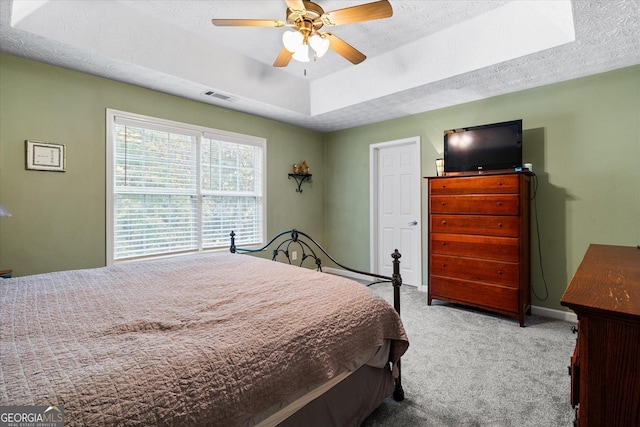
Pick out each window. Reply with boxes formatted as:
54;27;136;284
106;109;265;264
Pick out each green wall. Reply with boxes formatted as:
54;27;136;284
324;65;640;311
0;53;325;276
2;52;639;312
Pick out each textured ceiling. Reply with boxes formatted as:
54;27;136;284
1;0;639;132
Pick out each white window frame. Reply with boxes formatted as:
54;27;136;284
106;108;266;265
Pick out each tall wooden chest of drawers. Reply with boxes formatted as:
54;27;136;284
561;244;640;427
427;172;531;326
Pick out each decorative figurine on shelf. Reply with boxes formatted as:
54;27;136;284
301;161;310;174
292;161;310;175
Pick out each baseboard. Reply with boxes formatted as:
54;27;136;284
531;305;577;323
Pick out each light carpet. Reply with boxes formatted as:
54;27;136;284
362;282;576;427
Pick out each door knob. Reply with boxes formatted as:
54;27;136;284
408;220;418;226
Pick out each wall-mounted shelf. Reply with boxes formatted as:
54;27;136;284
288;173;312;193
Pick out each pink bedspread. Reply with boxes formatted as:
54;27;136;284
0;253;408;426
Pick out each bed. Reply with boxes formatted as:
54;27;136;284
0;229;409;426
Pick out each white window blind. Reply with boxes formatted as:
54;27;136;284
107;110;265;263
200;137;263;248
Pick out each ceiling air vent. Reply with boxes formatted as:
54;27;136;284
202;90;233;101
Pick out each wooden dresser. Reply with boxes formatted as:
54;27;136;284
427;172;531;326
561;244;640;427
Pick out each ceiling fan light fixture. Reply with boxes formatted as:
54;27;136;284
309;34;330;57
292;43;310;62
282;30;304;53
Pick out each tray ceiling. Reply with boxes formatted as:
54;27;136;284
1;0;639;132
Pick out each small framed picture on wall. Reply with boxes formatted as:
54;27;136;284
25;140;66;172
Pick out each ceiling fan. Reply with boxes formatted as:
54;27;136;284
211;0;393;67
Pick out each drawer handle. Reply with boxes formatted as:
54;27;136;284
498;182;503;186
498;223;502;228
442;220;447;225
498;270;503;275
441;242;446;246
442;263;446;268
441;202;446;206
497;202;502;206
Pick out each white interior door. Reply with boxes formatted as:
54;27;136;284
370;137;421;286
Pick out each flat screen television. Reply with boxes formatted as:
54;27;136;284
444;119;522;173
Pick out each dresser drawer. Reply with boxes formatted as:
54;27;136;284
430;194;519;215
430;253;519;286
430;233;520;262
429;174;520;195
429;275;519;313
430;214;519;237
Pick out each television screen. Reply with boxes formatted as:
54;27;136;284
444;120;522;172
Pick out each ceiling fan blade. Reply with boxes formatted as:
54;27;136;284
284;0;306;12
273;47;294;67
211;19;286;27
324;33;366;64
321;0;392;26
